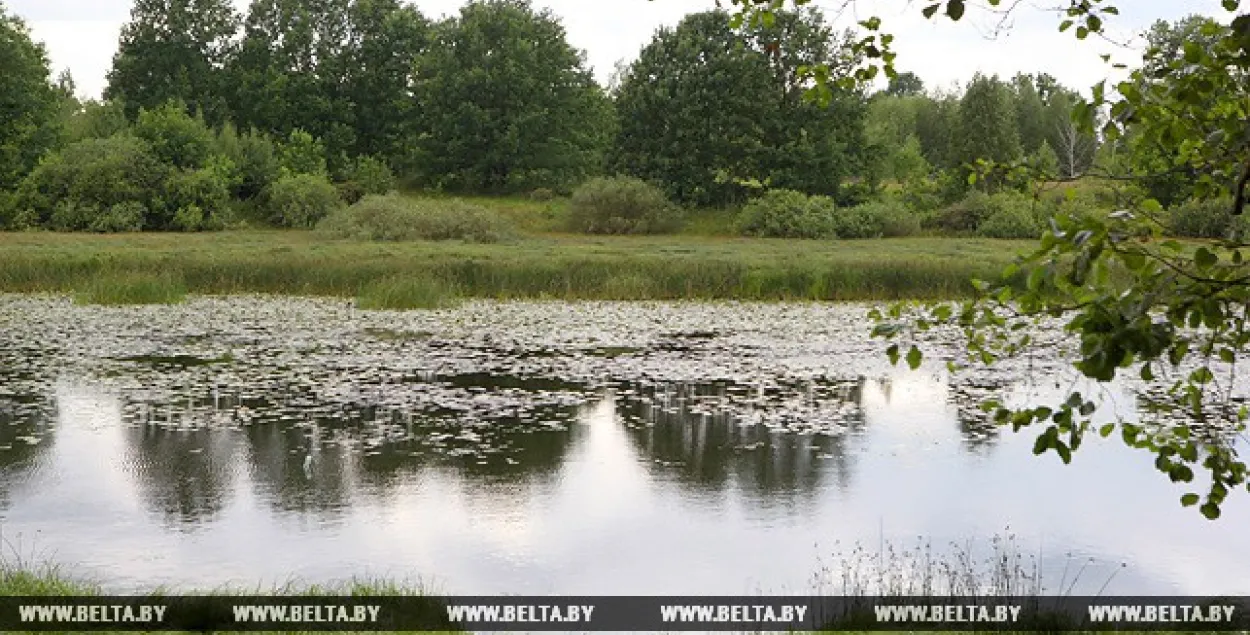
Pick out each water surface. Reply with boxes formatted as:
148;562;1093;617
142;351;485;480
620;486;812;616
0;295;1245;596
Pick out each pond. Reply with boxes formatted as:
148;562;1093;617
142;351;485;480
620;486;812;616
0;295;1246;596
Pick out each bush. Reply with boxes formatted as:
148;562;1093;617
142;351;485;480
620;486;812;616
0;190;17;229
1168;197;1245;239
15;135;170;230
337;156;396;204
132;102;214;170
265;173;343;228
91;202;146;233
216;126;281;201
568;176;681;234
318;194;513;243
978;205;1042;239
736;189;837;239
162;162;235;231
830;200;921;239
279;129;328;177
528;188;556;202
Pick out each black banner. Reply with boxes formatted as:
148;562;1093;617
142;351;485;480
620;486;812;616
2;595;1248;631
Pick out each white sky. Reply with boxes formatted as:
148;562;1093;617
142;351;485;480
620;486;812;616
6;0;1236;100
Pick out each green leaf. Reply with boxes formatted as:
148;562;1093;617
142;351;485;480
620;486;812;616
1098;423;1114;438
1194;247;1217;270
1223;0;1239;10
1059;19;1074;32
906;345;923;370
921;3;941;19
1200;502;1221;520
946;0;965;20
886;344;900;365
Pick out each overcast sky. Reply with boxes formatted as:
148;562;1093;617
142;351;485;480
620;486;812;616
6;0;1234;100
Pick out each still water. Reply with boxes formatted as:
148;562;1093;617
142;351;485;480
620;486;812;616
0;295;1246;596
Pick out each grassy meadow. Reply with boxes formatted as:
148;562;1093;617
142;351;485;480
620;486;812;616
0;194;1033;308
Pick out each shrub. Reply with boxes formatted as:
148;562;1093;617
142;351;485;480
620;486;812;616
91;202;145;233
528;187;556;202
1168;197;1245;239
736;189;837;239
15;135;170;230
845;200;923;238
568;176;681;234
0;190;17;229
318;194;513;243
978;205;1042;239
898;176;944;214
216;126;281;201
265;173;343;228
132;102;214;170
162;163;235;231
279;129;327;177
337;156;396;204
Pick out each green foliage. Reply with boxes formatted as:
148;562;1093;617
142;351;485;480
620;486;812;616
977;203;1042;239
64;100;130;143
1030;140;1060;178
15;135;171;230
318;194;514;243
1167;197;1245;239
846;200;923;238
956;74;1022;172
279;129;328;177
264;173;342;228
412;0;613;193
132;101;214;170
337;155;397;205
567;176;681;235
736;189;838;239
162;161;236;231
105;0;238;124
0;5;63;191
90;201;147;233
611;9;868;207
214;124;280;201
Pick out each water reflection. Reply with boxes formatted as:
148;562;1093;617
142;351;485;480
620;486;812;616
0;297;1247;596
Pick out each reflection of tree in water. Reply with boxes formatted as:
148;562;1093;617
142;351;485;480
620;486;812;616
120;422;240;529
946;377;1010;454
242;415;357;520
0;398;57;512
352;403;582;498
616;379;869;505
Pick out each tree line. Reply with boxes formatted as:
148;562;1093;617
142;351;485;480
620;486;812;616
0;0;1227;233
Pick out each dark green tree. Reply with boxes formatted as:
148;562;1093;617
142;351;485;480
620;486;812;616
412;0;614;193
956;74;1020;174
612;9;866;207
340;0;430;169
0;3;62;191
913;92;959;170
1010;73;1047;156
229;0;353;168
105;0;239;125
885;71;925;97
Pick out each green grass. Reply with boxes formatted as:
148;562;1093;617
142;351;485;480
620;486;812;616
0;566;460;635
71;270;187;305
356;275;461;310
0;230;1031;305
